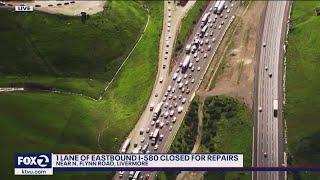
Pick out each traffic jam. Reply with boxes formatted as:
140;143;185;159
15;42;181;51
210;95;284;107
118;1;236;179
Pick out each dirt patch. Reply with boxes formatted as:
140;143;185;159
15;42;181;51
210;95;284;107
199;1;267;107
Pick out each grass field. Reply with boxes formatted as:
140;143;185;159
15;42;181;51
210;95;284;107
0;1;163;179
99;1;163;151
202;96;252;180
285;1;320;179
174;0;209;52
0;92;113;179
0;1;147;97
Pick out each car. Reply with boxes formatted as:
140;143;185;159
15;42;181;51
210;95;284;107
181;87;185;93
173;95;177;100
209;7;213;12
160;121;165;128
264;152;267;158
151;121;155;126
168;12;171;17
166;120;169;125
57;3;62;6
200;40;204;46
205;39;209;44
189;74;192;78
170;110;174;116
225;15;228;19
141;137;145;143
140;129;144;135
167;85;172;92
210;23;213;28
231;4;234;8
162;96;167;102
221;21;224;25
197;67;201;71
191;66;195;72
156;119;160;126
204;53;208;58
119;171;124;178
159;77;163;83
160;112;164;117
172;117;177;123
263;42;266;47
155;93;158;97
178;94;183;99
0;2;5;6
200;48;204;53
171;88;176;93
191;78;195;83
177;77;182;83
208;18;212;23
265;66;268;71
159;134;164;141
176;68;180;72
185;80;189;86
259;106;262;112
184;74;188;79
145;174;150;180
194;52;198;58
208;45;212;51
164;54;168;60
164;92;168;97
213;25;217;29
163;64;166;69
48;4;53;7
154;144;159;151
215;14;218;19
177;106;184;113
196;57;200;62
167;23;171;27
227;9;231;13
220;14;224;18
146;128;150;133
179;83;183;89
168;94;173;100
35;4;41;7
212;38;216;43
205;32;209;37
182;98;186;104
164;111;169;118
225;5;228;9
164;102;169;108
269;72;272;78
174;103;178;108
145;150;150;154
64;2;70;5
210;31;214;36
134;143;138;147
169;105;173;110
218;25;222;29
169;125;173;131
186;89;190;94
70;1;75;3
150;103;154;111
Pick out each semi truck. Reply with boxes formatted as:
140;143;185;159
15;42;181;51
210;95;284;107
153;102;163;120
182;55;191;73
216;1;225;15
273;99;278;117
200;25;208;37
152;128;160;143
185;44;191;54
120;138;130;153
201;12;210;26
214;1;221;13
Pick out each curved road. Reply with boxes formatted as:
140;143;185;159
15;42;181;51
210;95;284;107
253;1;290;180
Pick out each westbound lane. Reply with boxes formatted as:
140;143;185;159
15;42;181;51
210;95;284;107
253;1;290;180
115;1;239;180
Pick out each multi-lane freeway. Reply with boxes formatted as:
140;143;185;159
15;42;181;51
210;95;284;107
115;1;239;179
253;1;290;180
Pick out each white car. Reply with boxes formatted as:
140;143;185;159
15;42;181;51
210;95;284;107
176;68;180;72
159;77;163;83
184;73;188;79
164;92;168;97
164;102;169;108
213;25;217;29
169;125;173;131
168;94;173;100
191;78;195;83
205;39;209;44
181;87;185;93
170;110;174;116
215;15;218;19
182;98;186;104
179;63;182;67
172;116;177;123
167;85;172;92
174;103;178;108
141;137;145;143
162;96;167;102
159;134;164;141
188;63;193;69
259;106;262;112
218;25;222;29
146;128;150;133
178;94;183;99
221;21;224;25
185;80;189;86
208;18;212;23
154;144;159;151
212;38;216;43
179;83;183;89
189;74;192;78
171;88;176;93
177;77;182;83
204;53;208;58
225;15;228;19
208;45;212;51
173;95;177;100
177;106;183;113
191;66;195;72
197;67;201;71
227;9;230;13
164;111;169;118
186;89;190;94
210;31;213;36
205;32;209;37
194;52;198;58
151;121;155;126
196;57;200;62
209;7;213;12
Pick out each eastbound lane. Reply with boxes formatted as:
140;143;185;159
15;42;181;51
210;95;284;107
116;1;239;180
253;1;289;180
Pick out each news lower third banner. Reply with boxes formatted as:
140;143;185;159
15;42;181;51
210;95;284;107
15;153;243;175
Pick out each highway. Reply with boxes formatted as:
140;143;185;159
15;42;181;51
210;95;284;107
115;1;239;180
253;1;290;180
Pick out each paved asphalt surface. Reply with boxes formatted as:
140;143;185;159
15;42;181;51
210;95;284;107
115;1;239;180
253;1;290;180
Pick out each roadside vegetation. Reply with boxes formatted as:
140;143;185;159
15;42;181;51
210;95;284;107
0;1;147;98
202;96;252;180
0;1;163;179
174;0;209;53
285;1;320;180
162;98;199;180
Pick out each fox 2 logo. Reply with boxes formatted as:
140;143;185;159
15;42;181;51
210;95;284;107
16;153;52;168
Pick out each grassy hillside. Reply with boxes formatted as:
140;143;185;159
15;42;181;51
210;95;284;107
99;1;163;151
0;1;163;179
0;1;147;97
285;1;320;180
202;96;252;180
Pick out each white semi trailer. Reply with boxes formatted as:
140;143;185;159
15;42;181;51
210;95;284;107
182;55;191;73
